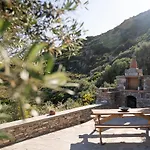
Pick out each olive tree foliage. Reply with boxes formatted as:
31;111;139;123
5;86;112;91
0;0;86;56
0;0;87;138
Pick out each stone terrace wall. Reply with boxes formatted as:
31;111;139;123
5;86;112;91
0;104;104;148
96;90;117;108
116;90;150;107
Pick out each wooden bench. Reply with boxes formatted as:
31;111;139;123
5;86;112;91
91;114;150;119
96;124;150;128
91;108;150;145
91;114;150;124
95;124;150;145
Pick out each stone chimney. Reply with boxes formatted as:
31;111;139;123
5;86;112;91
130;56;138;68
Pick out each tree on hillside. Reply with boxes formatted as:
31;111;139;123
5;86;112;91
135;42;150;74
95;58;130;87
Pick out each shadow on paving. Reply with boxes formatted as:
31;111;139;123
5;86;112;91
70;131;150;150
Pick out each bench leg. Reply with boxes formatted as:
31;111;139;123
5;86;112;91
98;128;103;145
146;128;149;137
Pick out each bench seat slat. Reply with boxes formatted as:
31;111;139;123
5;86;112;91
95;124;150;128
90;115;110;118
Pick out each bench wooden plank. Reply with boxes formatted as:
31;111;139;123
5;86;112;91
91;115;111;124
101;114;123;123
134;114;150;120
92;108;150;115
90;115;110;118
95;124;150;128
92;114;150;118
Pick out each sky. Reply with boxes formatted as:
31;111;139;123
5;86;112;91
74;0;150;36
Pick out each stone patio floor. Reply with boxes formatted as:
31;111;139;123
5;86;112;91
1;117;150;150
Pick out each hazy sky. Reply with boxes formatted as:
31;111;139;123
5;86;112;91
74;0;150;36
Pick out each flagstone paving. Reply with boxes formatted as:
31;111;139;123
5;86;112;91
1;117;150;150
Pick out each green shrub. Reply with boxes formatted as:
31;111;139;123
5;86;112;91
82;92;95;105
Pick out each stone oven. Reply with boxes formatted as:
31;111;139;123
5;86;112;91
97;57;150;108
116;56;150;108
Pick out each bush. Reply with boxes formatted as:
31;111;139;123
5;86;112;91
82;92;95;105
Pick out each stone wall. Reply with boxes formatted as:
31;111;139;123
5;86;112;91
143;76;150;90
96;89;116;108
96;89;150;108
116;90;150;107
0;104;103;148
116;76;126;90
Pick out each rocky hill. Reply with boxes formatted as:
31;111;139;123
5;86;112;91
58;9;150;87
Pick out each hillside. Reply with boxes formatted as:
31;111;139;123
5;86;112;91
2;6;150;122
57;9;150;87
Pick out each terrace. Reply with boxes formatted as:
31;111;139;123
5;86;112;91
1;105;150;150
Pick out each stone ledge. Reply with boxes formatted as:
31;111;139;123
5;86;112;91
0;104;103;147
0;104;100;129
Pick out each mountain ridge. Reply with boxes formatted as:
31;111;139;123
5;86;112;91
58;9;150;87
